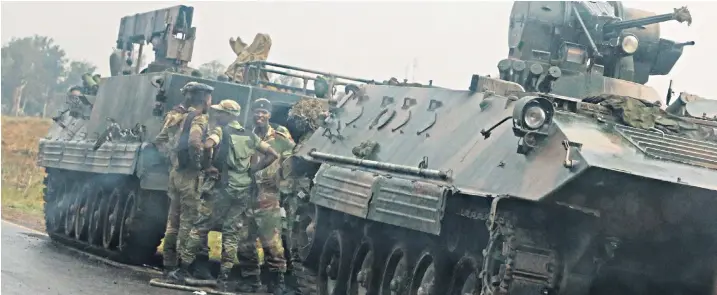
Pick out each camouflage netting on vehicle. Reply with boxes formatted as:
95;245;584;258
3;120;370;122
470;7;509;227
583;94;717;143
225;33;272;83
287;97;329;139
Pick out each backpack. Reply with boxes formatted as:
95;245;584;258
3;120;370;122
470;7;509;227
176;112;202;170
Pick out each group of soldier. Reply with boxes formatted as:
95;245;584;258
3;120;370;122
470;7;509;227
153;81;299;294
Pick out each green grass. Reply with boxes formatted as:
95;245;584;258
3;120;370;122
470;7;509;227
1;116;51;221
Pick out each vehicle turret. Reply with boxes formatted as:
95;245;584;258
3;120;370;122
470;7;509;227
501;1;695;100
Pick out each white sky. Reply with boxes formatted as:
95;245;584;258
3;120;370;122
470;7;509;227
2;1;715;100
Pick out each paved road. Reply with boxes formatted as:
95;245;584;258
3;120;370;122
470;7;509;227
1;220;181;295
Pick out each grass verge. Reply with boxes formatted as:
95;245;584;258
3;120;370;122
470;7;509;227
1;116;51;230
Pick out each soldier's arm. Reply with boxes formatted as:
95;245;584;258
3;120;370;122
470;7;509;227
250;140;279;174
281;138;296;160
202;126;222;171
153;113;180;152
204;126;222;149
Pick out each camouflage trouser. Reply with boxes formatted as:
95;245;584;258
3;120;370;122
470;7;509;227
163;169;207;268
281;191;299;271
240;182;287;276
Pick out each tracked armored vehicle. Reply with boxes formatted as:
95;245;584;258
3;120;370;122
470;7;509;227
286;2;717;295
36;5;388;272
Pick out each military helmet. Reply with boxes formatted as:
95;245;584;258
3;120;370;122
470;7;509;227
211;99;242;117
182;82;214;95
252;98;273;112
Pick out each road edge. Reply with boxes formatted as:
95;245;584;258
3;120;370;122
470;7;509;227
1;220;164;277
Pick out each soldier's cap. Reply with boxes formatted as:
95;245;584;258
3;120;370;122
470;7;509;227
69;86;83;93
252;98;272;112
182;82;214;94
210;99;241;117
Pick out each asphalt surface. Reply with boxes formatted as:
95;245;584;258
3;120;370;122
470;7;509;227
1;220;181;295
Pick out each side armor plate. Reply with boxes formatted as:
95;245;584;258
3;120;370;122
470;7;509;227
311;165;376;218
38;139;140;175
367;176;446;235
311;165;447;235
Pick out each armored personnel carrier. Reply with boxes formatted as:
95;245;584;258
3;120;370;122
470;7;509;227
284;2;717;295
37;5;388;269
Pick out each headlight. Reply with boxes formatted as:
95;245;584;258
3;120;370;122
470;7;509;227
524;105;546;129
512;96;554;131
621;35;639;55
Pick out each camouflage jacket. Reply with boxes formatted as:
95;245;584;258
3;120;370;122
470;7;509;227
154;105;188;165
208;120;271;190
253;124;296;190
171;107;209;170
154;105;188;154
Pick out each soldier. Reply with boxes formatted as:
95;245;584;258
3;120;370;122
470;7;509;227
179;99;281;293
155;81;213;281
164;82;214;283
249;98;296;294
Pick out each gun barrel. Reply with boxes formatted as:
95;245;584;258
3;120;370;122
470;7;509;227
603;12;675;33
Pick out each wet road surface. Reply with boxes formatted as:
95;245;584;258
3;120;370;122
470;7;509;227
1;220;181;295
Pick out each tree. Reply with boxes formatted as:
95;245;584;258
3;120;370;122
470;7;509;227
271;70;303;89
1;35;68;117
198;60;226;79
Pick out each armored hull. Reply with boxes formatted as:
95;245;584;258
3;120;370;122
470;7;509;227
37;71;314;265
289;78;717;295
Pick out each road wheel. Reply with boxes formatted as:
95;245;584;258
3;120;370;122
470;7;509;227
409;246;452;295
73;184;93;240
63;183;81;237
87;188;107;246
348;236;387;295
318;229;354;295
380;244;416;295
446;255;482;295
117;186;166;265
43;171;66;234
102;187;123;249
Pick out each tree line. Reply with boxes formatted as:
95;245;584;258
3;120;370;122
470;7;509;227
1;35;98;117
1;35;304;118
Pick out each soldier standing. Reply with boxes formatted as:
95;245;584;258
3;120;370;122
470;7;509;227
155;82;213;280
179;99;281;293
164;82;214;282
249;98;296;294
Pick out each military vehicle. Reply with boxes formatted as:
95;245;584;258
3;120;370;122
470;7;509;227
36;4;388;272
282;2;717;295
38;2;717;295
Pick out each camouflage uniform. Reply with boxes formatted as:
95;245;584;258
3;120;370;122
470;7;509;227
254;124;295;256
164;83;213;282
246;98;294;293
180;100;280;293
155;82;212;271
154;102;189;271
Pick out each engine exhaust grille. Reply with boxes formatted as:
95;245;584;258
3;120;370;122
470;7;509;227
615;124;717;170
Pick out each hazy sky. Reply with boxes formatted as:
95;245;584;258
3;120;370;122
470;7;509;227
2;1;715;100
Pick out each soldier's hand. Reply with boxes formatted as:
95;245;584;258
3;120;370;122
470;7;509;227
205;166;219;176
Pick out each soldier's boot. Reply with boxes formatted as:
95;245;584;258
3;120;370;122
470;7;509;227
163;265;177;280
284;271;303;295
191;255;214;280
216;270;235;292
267;272;289;295
167;261;193;284
235;274;262;293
